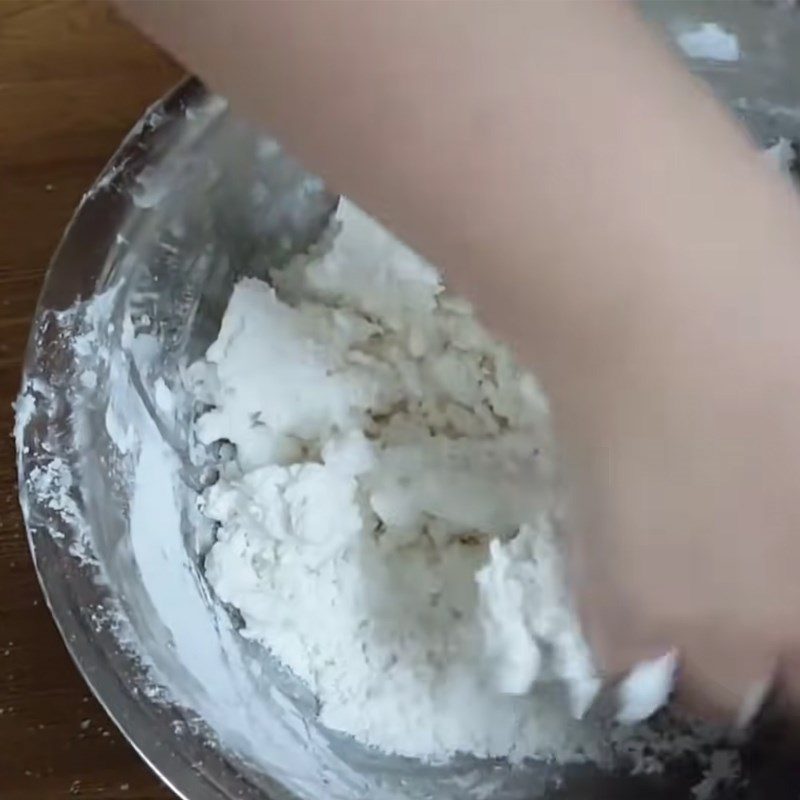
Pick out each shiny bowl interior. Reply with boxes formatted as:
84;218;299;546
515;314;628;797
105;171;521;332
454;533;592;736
16;4;800;799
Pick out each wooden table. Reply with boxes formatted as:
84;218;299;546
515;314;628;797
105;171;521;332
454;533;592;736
0;3;182;797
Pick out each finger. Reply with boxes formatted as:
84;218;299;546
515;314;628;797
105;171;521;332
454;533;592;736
573;578;670;682
776;651;800;717
673;632;776;725
559;506;673;684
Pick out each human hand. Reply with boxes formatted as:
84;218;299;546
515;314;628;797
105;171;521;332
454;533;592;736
560;258;800;723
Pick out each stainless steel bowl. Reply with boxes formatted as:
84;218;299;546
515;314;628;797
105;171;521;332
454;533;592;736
15;4;800;799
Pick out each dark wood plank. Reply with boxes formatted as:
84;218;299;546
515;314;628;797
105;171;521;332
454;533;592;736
0;3;182;798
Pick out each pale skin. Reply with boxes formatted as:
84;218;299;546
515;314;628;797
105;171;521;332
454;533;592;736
119;0;800;720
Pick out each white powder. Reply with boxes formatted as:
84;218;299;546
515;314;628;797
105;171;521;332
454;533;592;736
676;23;740;63
194;200;609;763
763;138;796;174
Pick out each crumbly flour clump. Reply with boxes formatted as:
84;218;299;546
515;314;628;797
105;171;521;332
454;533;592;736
191;200;604;763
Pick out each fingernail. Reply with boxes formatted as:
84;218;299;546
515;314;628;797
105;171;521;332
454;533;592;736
616;649;678;724
735;678;772;731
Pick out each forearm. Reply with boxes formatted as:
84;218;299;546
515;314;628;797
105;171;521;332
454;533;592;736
119;1;800;400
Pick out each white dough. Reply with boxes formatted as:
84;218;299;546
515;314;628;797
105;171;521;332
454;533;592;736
193;200;653;762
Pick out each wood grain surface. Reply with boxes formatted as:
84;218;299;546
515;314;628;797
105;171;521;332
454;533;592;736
0;2;182;797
